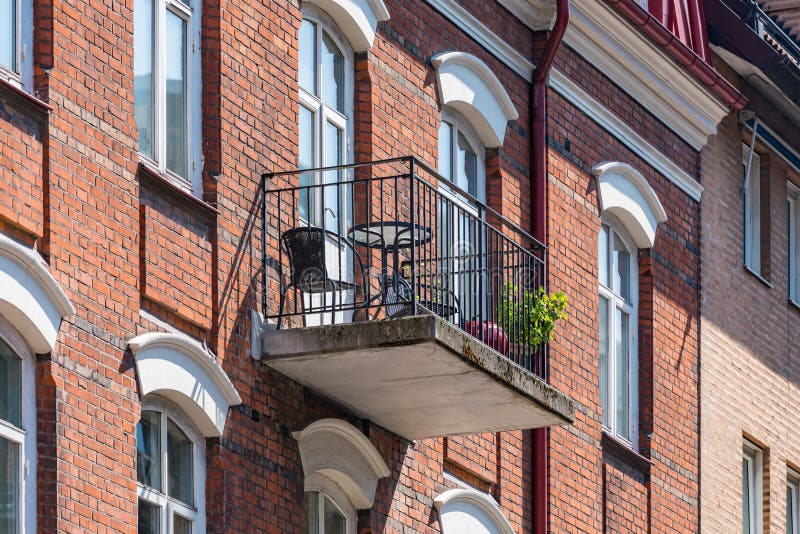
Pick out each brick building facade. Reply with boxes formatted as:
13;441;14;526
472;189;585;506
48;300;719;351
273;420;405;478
0;0;744;532
701;2;800;532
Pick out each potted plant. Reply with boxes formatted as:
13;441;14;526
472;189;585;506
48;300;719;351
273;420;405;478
496;282;568;348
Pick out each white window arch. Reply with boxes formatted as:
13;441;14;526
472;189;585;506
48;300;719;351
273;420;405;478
0;320;35;534
298;7;354;231
598;217;638;445
434;488;514;534
136;397;205;534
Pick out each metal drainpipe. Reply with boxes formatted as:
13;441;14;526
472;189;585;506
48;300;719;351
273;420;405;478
531;1;569;533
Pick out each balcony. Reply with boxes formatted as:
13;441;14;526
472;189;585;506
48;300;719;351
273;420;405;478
258;157;573;440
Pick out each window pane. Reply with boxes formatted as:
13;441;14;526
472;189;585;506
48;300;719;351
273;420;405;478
788;485;794;534
744;148;761;274
742;458;751;534
615;308;630;440
438;121;453;182
0;337;21;427
0;0;15;71
456;132;477;196
299;20;316;95
136;411;161;490
299;105;315;222
174;514;192;534
138;499;160;534
613;233;630;300
134;0;155;158
303;492;319;534
323;121;343;232
321;31;344;113
0;437;18;534
599;225;609;288
167;418;194;506
165;11;187;178
599;296;609;428
324;496;346;534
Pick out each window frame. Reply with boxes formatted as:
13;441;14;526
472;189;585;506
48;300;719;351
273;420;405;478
303;472;357;534
0;321;36;534
134;0;202;194
742;440;763;534
788;469;800;534
789;183;800;305
0;0;33;90
598;216;639;448
137;398;206;534
298;7;354;231
743;144;763;277
437;109;486;203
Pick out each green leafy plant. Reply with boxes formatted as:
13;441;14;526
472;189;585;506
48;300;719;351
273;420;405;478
497;283;568;346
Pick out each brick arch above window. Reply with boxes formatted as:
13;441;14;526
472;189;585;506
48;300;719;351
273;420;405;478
593;162;667;249
0;233;74;354
303;0;389;52
432;51;519;148
128;332;242;437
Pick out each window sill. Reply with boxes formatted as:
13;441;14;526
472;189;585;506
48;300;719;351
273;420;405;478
743;265;773;288
0;76;51;123
138;162;218;225
601;431;652;473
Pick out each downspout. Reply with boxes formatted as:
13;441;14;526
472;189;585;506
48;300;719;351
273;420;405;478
531;2;569;534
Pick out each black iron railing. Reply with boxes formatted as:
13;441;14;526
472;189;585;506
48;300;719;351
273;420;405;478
261;157;548;377
746;0;800;66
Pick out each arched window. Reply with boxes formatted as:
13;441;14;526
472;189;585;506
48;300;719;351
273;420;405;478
298;8;353;231
438;110;486;200
0;328;35;534
302;473;357;534
598;219;638;444
136;399;205;534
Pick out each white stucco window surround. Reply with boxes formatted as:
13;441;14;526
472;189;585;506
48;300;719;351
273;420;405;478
302;0;389;52
0;233;75;354
434;488;515;534
431;51;519;148
128;332;242;437
593;162;668;249
293;418;390;509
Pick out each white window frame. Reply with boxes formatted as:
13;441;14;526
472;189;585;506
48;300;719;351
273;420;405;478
743;144;763;276
788;469;800;534
0;0;33;90
135;0;202;194
438;109;487;203
137;398;206;534
298;7;354;229
303;472;357;534
742;440;763;534
789;183;800;305
0;320;36;534
598;217;639;448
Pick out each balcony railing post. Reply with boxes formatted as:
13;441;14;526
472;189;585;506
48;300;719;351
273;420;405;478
410;158;418;316
261;173;269;317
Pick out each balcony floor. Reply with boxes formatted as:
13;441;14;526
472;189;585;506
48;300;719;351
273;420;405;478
260;315;574;440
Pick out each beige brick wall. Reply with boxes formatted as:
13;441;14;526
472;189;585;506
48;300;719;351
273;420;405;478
701;111;800;533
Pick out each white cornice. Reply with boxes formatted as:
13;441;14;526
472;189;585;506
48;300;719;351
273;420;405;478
496;0;555;30
426;0;534;80
564;1;728;150
551;69;704;201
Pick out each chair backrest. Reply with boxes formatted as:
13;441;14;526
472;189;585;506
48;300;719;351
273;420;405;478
281;227;329;289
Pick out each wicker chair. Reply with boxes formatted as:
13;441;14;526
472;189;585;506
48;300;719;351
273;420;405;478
277;227;367;329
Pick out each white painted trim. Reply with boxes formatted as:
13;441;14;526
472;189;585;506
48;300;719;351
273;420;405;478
293;418;390;509
304;0;389;52
594;162;667;249
0;233;74;353
496;0;554;31
432;51;518;147
426;0;533;80
564;1;728;150
551;70;703;201
304;472;358;534
128;332;241;437
434;488;515;534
